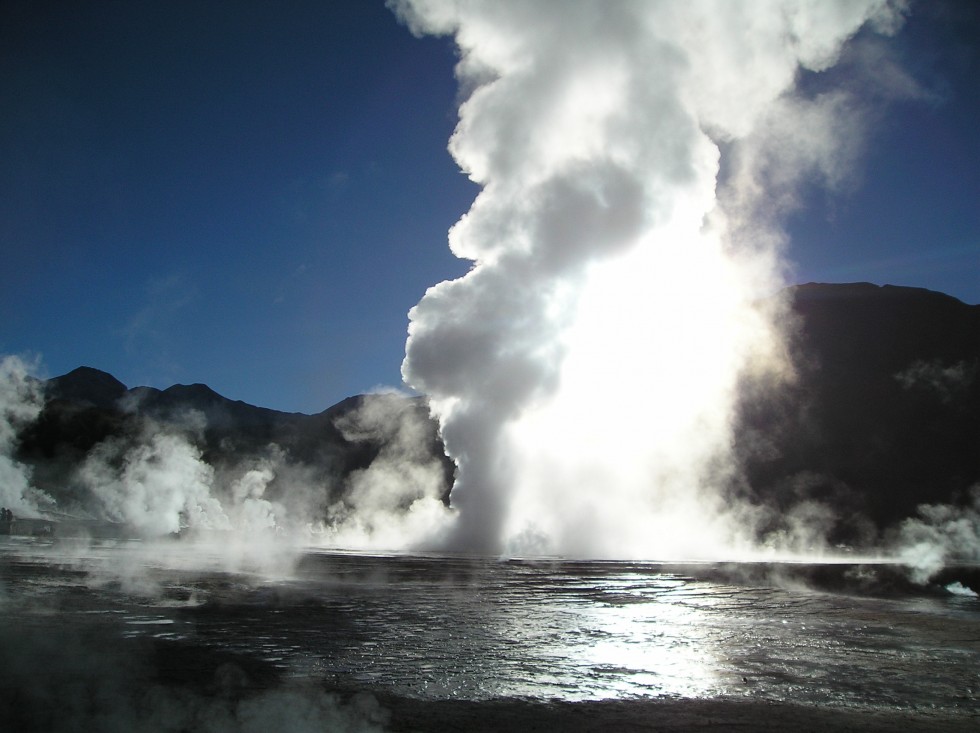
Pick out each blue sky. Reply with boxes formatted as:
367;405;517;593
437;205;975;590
1;1;977;413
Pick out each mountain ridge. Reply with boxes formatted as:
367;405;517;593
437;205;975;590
12;282;980;547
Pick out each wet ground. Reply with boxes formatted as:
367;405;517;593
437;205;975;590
1;539;978;731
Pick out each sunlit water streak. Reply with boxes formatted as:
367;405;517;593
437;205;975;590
1;539;978;714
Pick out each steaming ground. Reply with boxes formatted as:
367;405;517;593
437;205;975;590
0;354;456;570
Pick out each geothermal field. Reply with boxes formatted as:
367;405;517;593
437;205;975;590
3;1;979;730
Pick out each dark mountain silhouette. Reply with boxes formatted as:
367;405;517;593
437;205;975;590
18;369;454;519
12;282;980;544
734;282;980;545
45;365;128;408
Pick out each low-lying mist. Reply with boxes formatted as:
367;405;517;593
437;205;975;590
1;355;454;580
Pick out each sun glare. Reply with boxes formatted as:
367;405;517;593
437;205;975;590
501;197;779;559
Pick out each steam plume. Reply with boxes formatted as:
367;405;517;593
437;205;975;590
896;487;980;585
321;393;455;550
81;426;232;536
394;0;909;557
0;355;54;516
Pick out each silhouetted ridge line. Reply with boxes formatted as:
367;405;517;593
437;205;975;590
12;282;979;547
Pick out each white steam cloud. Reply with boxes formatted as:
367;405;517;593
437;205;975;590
73;425;311;577
78;423;301;543
393;0;910;557
0;355;55;517
320;393;454;551
0;354;458;569
81;426;232;536
896;486;980;585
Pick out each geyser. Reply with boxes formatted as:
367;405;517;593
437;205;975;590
394;0;910;557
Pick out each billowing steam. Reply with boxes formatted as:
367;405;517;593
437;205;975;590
70;395;453;570
69;422;305;577
319;392;454;550
0;353;457;573
895;487;980;585
77;422;304;543
0;355;55;516
80;426;233;536
394;0;911;557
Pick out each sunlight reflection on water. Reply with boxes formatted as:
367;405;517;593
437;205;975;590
573;579;720;698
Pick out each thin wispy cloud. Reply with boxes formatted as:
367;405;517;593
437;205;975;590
119;273;197;382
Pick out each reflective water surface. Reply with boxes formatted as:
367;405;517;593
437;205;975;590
2;539;978;715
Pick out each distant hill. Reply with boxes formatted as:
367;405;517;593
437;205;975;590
17;369;454;521
733;282;980;544
11;282;980;545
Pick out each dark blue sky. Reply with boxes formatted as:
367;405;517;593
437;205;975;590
1;1;977;413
